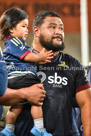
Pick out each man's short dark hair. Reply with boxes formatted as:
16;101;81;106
32;11;60;29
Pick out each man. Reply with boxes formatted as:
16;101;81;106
1;11;91;136
31;11;91;136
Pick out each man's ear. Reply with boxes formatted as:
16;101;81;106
33;26;40;37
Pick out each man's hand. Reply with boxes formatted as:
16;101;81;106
21;83;46;106
0;84;46;106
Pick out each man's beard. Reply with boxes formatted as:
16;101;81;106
39;34;65;52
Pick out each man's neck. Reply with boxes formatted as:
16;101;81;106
32;39;60;55
32;40;48;52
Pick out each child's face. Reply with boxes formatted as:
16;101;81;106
10;19;29;40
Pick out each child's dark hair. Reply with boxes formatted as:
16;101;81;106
0;8;28;40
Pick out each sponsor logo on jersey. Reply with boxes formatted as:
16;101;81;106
37;71;46;83
48;72;68;85
37;71;68;88
58;61;69;68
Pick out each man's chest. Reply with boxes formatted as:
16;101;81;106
37;63;75;95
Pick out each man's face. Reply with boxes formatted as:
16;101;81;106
38;16;65;52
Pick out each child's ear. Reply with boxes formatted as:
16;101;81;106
33;26;40;37
9;28;14;34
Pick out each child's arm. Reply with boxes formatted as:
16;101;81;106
23;48;54;63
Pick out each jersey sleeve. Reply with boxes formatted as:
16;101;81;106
6;37;31;60
0;50;8;96
74;60;91;93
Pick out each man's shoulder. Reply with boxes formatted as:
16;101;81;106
62;52;75;59
60;52;81;67
59;52;78;61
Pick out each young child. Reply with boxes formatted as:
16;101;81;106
0;8;53;136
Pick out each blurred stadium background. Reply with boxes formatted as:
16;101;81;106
0;0;91;66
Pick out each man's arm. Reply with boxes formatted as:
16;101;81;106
76;88;91;136
0;83;46;106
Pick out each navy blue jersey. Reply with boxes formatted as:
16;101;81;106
0;50;7;96
3;37;37;76
15;52;90;136
0;49;7;118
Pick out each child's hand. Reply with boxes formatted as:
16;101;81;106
37;48;54;64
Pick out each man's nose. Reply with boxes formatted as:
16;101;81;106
54;28;62;34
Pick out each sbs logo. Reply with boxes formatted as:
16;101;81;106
37;72;68;85
37;71;46;83
48;72;68;85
